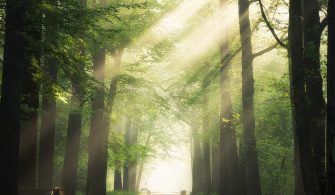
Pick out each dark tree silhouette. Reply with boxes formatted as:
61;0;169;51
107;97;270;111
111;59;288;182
0;0;27;194
327;0;335;193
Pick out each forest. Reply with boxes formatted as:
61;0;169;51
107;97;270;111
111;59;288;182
0;0;334;195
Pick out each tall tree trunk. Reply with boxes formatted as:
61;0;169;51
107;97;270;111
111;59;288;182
238;0;262;194
219;46;241;195
238;143;247;195
61;1;86;192
136;162;145;192
106;49;124;191
123;119;138;192
135;133;152;192
123;118;132;191
61;88;82;195
288;0;320;194
114;168;123;191
192;127;203;195
38;60;57;190
202;81;211;193
303;1;326;193
123;166;129;191
211;144;220;193
38;0;57;189
86;48;106;195
0;0;26;194
293;135;305;195
19;0;41;193
129;126;138;192
327;0;335;193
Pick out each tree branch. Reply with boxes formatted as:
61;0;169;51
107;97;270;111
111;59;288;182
258;0;287;48
319;16;328;35
252;32;287;58
252;42;278;58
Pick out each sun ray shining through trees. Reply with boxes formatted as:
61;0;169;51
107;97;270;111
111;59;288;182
0;0;333;195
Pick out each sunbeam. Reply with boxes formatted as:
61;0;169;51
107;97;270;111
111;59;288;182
133;0;211;47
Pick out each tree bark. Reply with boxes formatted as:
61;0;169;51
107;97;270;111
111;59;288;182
219;45;242;195
0;0;26;194
114;168;123;191
191;127;203;195
61;1;87;193
38;61;57;190
106;49;124;191
238;0;262;194
61;88;82;195
303;1;326;193
327;0;335;193
123;119;138;192
288;0;320;194
38;0;57;190
123;118;132;191
211;143;220;193
86;48;107;195
293;134;305;195
19;0;41;193
202;81;211;193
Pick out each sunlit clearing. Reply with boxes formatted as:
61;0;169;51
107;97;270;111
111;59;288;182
133;0;211;47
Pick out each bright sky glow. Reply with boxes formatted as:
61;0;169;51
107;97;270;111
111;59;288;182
140;135;192;193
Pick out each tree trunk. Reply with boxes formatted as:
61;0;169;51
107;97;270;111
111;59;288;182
86;48;107;195
38;0;57;190
114;168;123;191
0;0;26;194
19;0;41;193
211;144;220;193
202;82;211;193
293;135;305;195
237;128;247;195
61;88;82;195
61;1;87;193
192;127;203;195
123;119;138;192
327;0;335;193
136;162;144;192
303;1;326;193
38;69;57;190
123;118;132;191
238;0;262;194
106;49;124;191
219;48;242;195
288;0;320;194
123;166;129;191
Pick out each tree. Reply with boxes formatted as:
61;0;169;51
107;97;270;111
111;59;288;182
201;78;211;194
327;0;335;193
19;0;41;194
0;0;26;194
219;48;241;195
288;0;320;194
107;49;124;191
303;1;326;192
238;0;262;194
86;46;107;195
38;0;58;190
61;0;87;194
